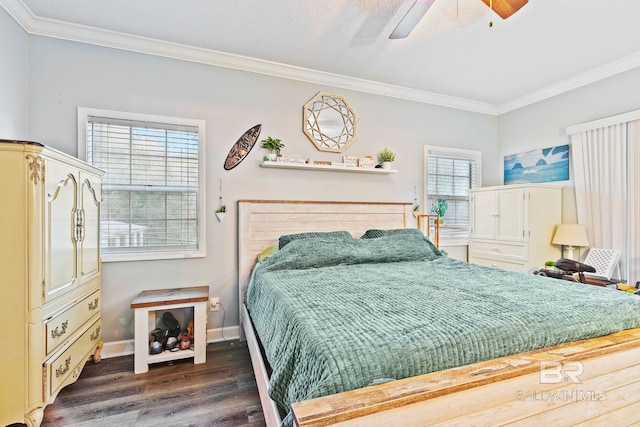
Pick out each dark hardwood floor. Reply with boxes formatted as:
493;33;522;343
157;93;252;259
41;340;266;427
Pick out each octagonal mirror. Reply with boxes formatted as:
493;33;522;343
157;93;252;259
303;92;358;153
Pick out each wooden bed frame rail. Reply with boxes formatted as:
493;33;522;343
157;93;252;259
292;328;640;426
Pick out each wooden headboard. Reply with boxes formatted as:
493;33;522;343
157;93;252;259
237;200;412;317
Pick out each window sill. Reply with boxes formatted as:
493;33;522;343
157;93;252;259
101;250;205;263
438;239;469;247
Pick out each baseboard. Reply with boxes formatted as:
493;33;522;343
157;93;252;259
100;325;241;359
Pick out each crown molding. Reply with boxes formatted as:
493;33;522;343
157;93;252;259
3;0;639;116
1;0;498;115
0;0;34;30
498;52;640;115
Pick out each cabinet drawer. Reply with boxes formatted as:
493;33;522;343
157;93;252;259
46;319;101;398
469;256;527;273
469;241;527;261
46;290;101;354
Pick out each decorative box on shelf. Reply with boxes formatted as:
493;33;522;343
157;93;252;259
358;157;376;168
342;155;359;167
276;154;306;164
309;159;332;166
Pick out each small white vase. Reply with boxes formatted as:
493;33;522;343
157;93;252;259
382;162;392;170
215;212;225;222
266;153;277;161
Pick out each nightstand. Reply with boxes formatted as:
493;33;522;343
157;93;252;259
131;286;209;374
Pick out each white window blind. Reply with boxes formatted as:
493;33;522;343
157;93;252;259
424;146;481;243
79;108;206;261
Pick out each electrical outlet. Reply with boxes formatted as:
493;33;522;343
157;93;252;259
209;297;220;312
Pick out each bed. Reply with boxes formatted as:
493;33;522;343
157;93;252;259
238;200;640;426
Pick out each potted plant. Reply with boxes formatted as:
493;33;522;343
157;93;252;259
215;204;226;222
261;136;285;161
430;198;448;223
379;147;396;169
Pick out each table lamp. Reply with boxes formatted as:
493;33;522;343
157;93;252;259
551;224;590;260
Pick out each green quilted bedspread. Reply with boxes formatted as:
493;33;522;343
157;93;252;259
246;233;640;419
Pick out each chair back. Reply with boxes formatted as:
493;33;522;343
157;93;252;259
583;248;621;280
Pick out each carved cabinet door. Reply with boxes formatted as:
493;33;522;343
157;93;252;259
43;158;79;303
78;171;102;285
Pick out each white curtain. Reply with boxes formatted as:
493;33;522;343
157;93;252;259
570;118;640;282
628;120;640;283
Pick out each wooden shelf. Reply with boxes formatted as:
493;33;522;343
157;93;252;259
147;348;196;364
260;161;397;174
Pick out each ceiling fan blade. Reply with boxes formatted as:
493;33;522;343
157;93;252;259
480;0;528;19
389;0;437;39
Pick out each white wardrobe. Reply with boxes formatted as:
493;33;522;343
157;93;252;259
468;185;562;273
0;140;103;426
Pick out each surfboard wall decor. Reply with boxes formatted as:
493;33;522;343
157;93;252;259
224;124;262;170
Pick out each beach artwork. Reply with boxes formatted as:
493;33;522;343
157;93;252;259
504;144;569;185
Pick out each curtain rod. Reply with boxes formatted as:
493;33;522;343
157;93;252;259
566;108;640;135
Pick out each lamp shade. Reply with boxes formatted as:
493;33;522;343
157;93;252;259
551;224;590;247
552;224;590;260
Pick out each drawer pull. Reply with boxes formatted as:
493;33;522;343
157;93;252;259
51;320;69;339
88;297;99;311
90;326;101;341
55;356;71;378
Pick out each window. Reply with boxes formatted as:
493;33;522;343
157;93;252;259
424;146;481;245
78;108;206;262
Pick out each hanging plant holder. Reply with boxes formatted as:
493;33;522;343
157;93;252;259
215;179;226;222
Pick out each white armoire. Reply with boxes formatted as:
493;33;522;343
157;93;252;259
0;140;103;426
468;184;562;273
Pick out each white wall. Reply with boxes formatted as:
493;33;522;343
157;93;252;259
11;18;640;347
498;67;640;225
0;7;28;139
12;22;640;347
26;36;498;343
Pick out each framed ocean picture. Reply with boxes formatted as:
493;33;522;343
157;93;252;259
504;144;569;185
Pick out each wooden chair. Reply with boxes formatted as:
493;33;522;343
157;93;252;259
417;214;440;247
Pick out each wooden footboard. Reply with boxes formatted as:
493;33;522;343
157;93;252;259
292;328;640;426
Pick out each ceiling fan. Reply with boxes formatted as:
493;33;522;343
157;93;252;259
389;0;528;39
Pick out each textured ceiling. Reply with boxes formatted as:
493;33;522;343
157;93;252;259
13;0;640;108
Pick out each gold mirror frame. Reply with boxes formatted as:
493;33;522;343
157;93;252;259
302;92;358;153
